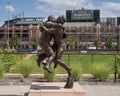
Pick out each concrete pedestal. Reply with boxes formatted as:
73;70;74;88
28;82;86;96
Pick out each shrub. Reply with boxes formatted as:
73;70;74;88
115;55;120;78
71;64;82;81
19;61;33;78
0;61;4;79
0;48;2;52
0;49;20;72
44;66;55;82
118;67;120;79
111;55;120;78
91;63;111;82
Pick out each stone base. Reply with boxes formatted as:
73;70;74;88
28;82;86;96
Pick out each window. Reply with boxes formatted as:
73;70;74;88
111;28;118;34
80;28;85;33
89;28;95;33
112;35;117;42
101;28;108;33
71;27;76;32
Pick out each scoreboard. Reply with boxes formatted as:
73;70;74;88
66;9;100;23
71;9;94;20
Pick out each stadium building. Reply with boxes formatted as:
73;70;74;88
0;17;44;49
64;8;120;50
0;8;120;50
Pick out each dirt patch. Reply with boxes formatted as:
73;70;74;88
23;54;35;60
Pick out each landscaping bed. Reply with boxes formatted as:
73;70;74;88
0;74;120;86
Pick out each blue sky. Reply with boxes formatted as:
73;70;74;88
0;0;120;25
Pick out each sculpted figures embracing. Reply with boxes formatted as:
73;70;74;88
37;15;73;88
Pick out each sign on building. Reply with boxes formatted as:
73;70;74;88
71;9;94;20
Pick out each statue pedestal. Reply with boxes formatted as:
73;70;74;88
28;82;86;96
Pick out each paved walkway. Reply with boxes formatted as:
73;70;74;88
0;85;30;96
0;85;120;96
83;85;120;96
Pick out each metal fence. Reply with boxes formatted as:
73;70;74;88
0;52;119;82
63;53;118;83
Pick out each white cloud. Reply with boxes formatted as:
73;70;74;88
35;0;120;17
35;0;93;16
99;2;120;17
102;2;120;11
5;5;15;12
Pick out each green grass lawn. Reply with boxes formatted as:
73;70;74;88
8;53;116;74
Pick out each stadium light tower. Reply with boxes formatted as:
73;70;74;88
7;1;10;49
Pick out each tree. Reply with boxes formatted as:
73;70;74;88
93;35;101;49
9;35;20;48
0;37;6;49
104;35;112;49
31;36;38;47
65;35;78;50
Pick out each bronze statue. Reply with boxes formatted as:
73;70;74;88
37;15;56;73
37;15;73;88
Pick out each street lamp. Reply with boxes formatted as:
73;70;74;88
7;2;10;49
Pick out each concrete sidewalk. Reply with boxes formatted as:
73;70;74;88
0;85;30;96
83;85;120;96
0;85;120;96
